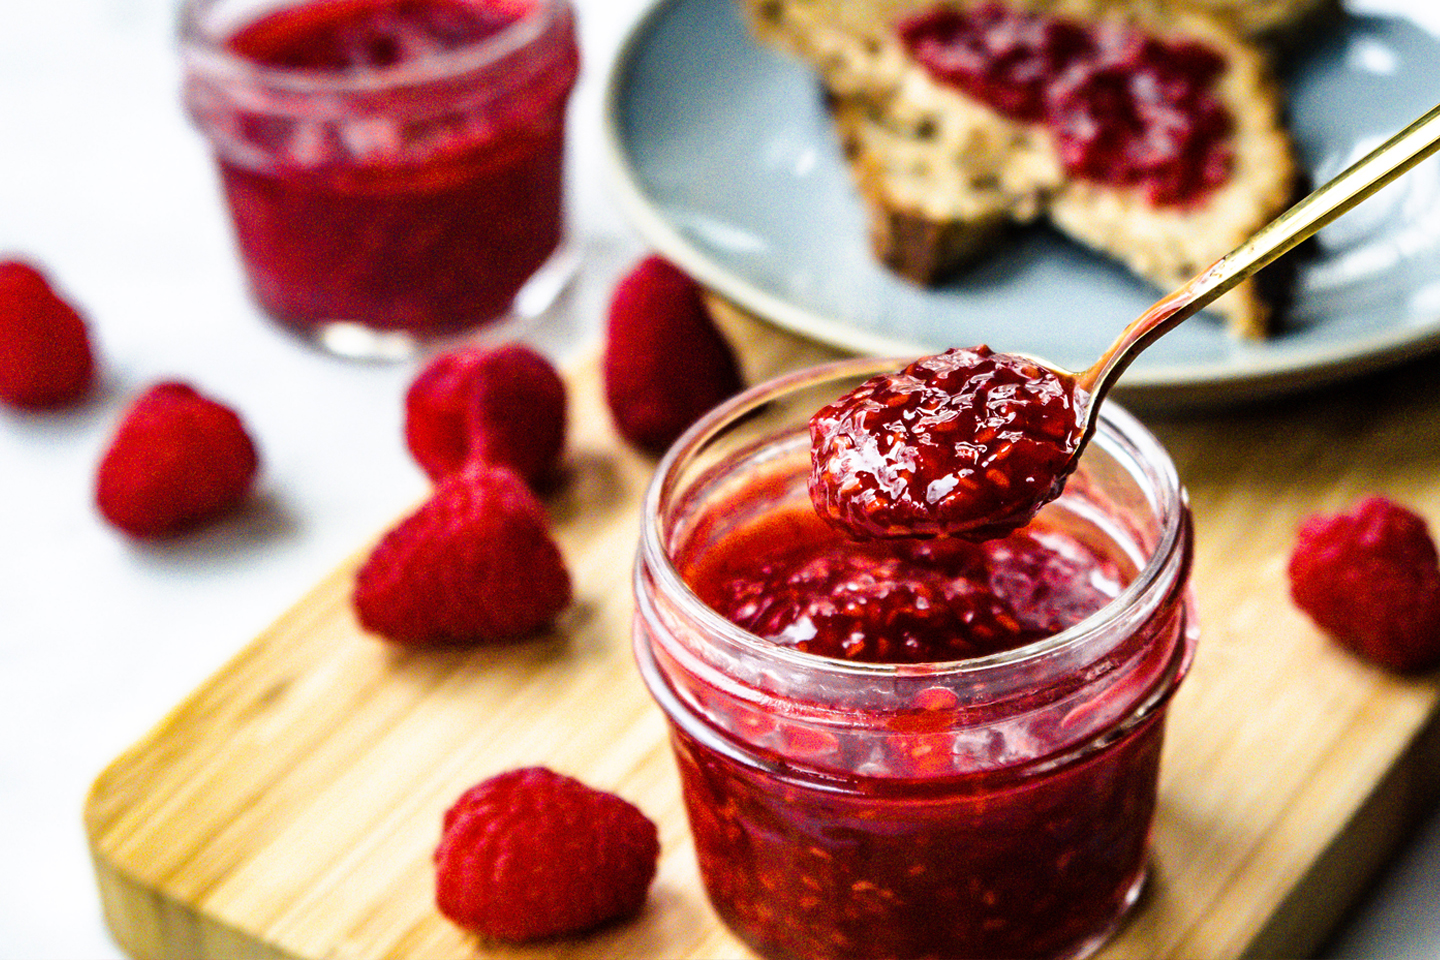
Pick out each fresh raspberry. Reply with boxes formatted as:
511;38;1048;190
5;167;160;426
353;464;571;644
1288;495;1440;673
0;259;96;409
404;343;566;488
603;255;743;453
434;767;659;941
95;382;259;538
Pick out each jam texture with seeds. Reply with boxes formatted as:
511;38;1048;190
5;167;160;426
684;502;1121;663
898;2;1234;206
810;346;1082;542
656;464;1190;959
674;714;1164;960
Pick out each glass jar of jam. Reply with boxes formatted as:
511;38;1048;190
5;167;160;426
633;358;1197;960
181;0;579;359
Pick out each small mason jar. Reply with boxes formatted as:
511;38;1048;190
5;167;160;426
181;0;579;359
633;358;1197;960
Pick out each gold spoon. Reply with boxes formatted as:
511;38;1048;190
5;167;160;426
1071;99;1440;439
811;102;1440;544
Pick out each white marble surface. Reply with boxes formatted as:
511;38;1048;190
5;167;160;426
0;0;1436;957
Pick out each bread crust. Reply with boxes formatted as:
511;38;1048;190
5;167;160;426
1165;0;1342;47
746;0;1305;338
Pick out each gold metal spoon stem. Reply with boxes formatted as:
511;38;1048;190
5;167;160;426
1074;99;1440;408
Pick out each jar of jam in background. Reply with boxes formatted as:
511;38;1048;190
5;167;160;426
633;358;1197;960
181;0;579;359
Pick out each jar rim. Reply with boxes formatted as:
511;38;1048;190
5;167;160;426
639;355;1189;681
179;0;571;95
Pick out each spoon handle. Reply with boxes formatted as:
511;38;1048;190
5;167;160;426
1075;99;1440;398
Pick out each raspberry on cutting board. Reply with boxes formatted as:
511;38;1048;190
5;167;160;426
1288;495;1440;673
434;767;660;941
95;381;259;538
602;255;744;453
352;463;571;645
404;342;567;488
0;259;96;409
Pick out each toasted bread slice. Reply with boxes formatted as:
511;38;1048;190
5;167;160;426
746;0;1302;338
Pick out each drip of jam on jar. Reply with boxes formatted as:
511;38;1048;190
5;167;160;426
898;2;1233;206
684;502;1120;663
810;346;1083;543
226;0;525;70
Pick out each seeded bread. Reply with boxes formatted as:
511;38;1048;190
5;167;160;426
746;0;1304;338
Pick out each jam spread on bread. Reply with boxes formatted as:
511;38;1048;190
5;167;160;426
899;2;1233;206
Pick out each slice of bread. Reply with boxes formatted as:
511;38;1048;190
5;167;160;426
746;0;1303;338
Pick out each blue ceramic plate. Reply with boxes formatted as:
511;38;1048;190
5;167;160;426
602;0;1440;406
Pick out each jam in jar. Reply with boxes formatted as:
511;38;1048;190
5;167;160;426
633;358;1196;959
181;0;579;358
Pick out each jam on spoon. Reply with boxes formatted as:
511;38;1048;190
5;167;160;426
812;100;1440;542
809;346;1084;541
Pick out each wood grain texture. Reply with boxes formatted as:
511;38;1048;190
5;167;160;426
87;303;1440;960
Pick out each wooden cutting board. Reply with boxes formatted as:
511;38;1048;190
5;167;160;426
86;303;1440;960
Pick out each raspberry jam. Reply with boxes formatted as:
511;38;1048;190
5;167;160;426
182;0;579;356
898;2;1233;206
634;358;1195;960
684;501;1120;663
810;346;1083;543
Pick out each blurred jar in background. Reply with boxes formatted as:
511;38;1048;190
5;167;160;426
182;0;580;359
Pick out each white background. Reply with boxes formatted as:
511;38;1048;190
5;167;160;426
1;0;1437;956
